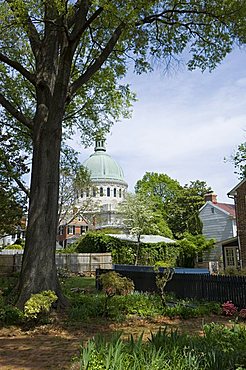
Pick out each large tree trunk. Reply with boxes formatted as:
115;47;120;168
16;83;70;308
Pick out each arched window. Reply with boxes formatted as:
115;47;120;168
81;191;84;198
93;187;97;197
119;189;122;198
100;187;104;196
107;187;110;197
86;189;89;197
113;188;116;197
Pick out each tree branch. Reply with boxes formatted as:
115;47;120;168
71;6;104;42
68;22;125;98
2;157;30;197
6;0;41;58
0;94;33;130
0;53;36;85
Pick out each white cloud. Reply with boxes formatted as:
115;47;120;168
78;49;246;203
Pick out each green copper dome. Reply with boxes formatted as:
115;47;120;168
83;139;127;185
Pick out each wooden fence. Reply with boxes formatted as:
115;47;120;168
0;253;112;275
96;269;246;308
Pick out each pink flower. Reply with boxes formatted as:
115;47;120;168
222;301;237;316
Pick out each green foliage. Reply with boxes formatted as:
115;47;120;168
4;244;23;250
229;142;246;179
0;305;24;326
177;233;214;267
0;133;28;237
222;267;246;276
61;276;96;294
135;172;181;221
75;231;111;253
24;290;57;320
168;180;212;237
57;244;77;254
63;275;221;322
74;230;212;268
99;272;134;297
76;323;246;370
75;230;179;266
99;271;134;317
119;193;162;237
135;172;212;238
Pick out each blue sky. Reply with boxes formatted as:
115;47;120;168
78;47;246;203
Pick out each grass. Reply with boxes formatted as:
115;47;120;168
61;275;96;292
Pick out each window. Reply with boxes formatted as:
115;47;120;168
107;187;110;197
81;191;84;198
93;187;97;197
119;189;122;198
86;189;90;197
80;226;86;234
100;187;104;196
67;225;73;234
59;226;63;235
211;207;214;214
225;247;237;268
113;188;116;197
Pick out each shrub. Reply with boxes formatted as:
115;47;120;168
99;272;134;317
222;301;237;316
99;271;134;297
75;231;180;266
4;244;23;250
0;305;24;325
24;290;57;320
239;308;246;320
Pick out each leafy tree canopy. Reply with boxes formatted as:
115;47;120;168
135;172;212;237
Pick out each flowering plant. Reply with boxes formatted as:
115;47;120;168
239;308;246;320
222;301;237;316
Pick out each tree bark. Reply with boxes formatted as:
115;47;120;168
16;107;68;308
16;43;72;308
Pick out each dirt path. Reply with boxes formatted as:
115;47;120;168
0;315;237;370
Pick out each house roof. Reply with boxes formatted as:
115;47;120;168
228;178;246;197
107;234;176;244
199;201;235;217
216;202;236;217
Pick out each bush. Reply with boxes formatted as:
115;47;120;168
24;290;57;320
0;305;24;325
4;244;23;250
222;301;237;316
99;271;134;297
75;231;180;266
239;308;246;320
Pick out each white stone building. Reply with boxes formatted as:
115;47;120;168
80;138;128;229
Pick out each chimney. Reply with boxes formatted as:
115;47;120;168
204;193;217;204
